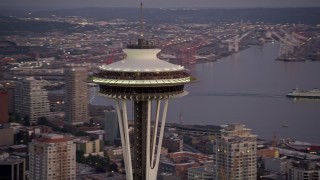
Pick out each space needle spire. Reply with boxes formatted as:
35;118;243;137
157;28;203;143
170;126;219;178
90;3;197;180
140;2;144;38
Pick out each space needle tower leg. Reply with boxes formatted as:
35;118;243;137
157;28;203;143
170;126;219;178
146;100;169;179
115;100;133;180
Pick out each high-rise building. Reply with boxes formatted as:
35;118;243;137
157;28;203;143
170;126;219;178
213;123;257;180
74;138;104;157
162;136;183;153
0;152;26;180
91;14;196;180
104;107;119;143
14;77;50;125
0;81;16;114
64;65;89;126
105;146;123;159
0;86;9;124
29;134;76;180
288;161;320;180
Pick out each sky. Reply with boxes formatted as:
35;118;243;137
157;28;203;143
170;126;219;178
1;0;320;9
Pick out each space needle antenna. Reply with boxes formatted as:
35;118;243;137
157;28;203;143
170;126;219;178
140;2;144;38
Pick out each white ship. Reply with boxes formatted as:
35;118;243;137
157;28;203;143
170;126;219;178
287;88;320;99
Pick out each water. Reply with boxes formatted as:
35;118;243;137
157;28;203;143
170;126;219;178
91;43;320;143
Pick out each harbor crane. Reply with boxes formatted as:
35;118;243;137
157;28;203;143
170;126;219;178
269;30;308;58
292;32;308;41
280;29;301;48
102;49;115;64
292;32;309;46
270;31;296;57
225;31;251;53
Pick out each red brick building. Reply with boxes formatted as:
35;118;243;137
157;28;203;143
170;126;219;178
0;91;9;124
159;152;210;179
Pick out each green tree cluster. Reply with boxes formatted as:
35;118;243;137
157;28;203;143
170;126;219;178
76;150;116;173
8;113;21;123
36;117;78;135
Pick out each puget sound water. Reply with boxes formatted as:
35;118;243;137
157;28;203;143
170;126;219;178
91;42;320;143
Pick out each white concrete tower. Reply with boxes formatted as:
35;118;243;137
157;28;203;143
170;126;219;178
91;6;197;178
91;43;196;180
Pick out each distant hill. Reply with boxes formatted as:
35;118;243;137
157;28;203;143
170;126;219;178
0;15;96;36
0;7;319;36
24;7;320;25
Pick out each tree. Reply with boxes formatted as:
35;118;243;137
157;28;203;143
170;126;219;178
109;163;119;173
23;115;30;126
120;159;125;168
37;117;49;125
15;131;33;145
61;128;72;133
76;150;86;164
8;113;21;123
52;126;62;132
96;166;107;173
74;131;88;137
8;116;15;123
83;122;91;127
15;113;21;123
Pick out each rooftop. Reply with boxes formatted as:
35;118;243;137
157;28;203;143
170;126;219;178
162;151;210;166
220;123;257;140
0;152;25;164
292;161;320;170
99;49;184;73
188;166;213;173
33;134;72;143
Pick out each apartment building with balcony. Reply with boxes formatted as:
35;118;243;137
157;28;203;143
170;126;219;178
212;123;257;180
29;134;76;180
14;77;50;125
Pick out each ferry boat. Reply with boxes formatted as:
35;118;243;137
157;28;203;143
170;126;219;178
286;88;320;99
276;57;306;62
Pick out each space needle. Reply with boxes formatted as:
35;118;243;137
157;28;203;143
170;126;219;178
91;3;197;180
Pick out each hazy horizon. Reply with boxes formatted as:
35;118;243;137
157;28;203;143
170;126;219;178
1;0;320;10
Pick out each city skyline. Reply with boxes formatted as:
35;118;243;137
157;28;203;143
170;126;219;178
1;0;320;9
0;3;320;179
